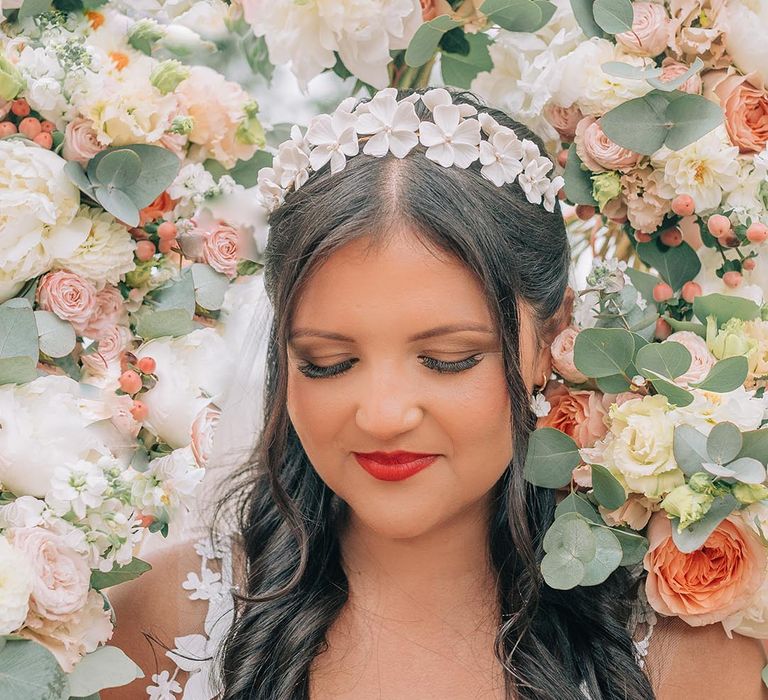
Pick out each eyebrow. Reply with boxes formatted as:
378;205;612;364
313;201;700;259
288;322;496;344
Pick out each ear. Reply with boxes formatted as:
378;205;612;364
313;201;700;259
534;287;576;390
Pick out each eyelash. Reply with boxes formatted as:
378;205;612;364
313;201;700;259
296;354;483;379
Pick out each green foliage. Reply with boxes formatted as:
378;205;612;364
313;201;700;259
405;15;460;68
590;464;627;510
523;427;581;488
738;429;768;466
692;293;762;327
592;0;633;34
647;57;703;92
671;494;738;553
650;378;694;407
0;638;69;699
241;33;274;83
18;0;53;19
690;356;749;393
480;0;553;31
564;144;598;206
555;492;601;522
636;341;692;381
569;0;602;36
441;33;492;88
612;529;649;566
0;299;39;385
707;421;743;465
601;61;661;80
68;646;144;696
573;327;634;378
673;425;711;476
438;27;470;55
33;311;76;359
90;557;152;590
191;263;229;311
636;240;701;289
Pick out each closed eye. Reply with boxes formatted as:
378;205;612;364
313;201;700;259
295;354;484;379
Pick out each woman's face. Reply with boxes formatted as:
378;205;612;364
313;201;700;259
286;227;546;540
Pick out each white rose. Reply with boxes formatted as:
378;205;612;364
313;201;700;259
664;331;716;387
0;140;90;297
0;535;33;635
0;376;128;498
135;328;232;448
722;0;768;85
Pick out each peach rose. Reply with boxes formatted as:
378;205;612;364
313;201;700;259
8;527;90;621
420;0;452;21
621;166;672;234
643;512;767;626
664;331;716;387
616;2;671;57
20;589;112;672
668;0;729;68
61;117;106;165
202;221;240;278
36;270;98;336
544;103;584;142
599;493;656;530
79;285;127;340
538;383;609;448
712;72;768;154
190;404;220;468
139;191;176;226
551;327;588;384
80;324;132;376
659;57;702;94
575;116;642;173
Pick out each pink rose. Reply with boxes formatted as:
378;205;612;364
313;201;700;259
36;270;98;336
621;166;672;234
80;324;132;376
61;117;106;165
664;331;716;387
20;589;112;672
599;494;656;530
9;527;90;621
643;513;767;626
659;57;702;94
538;383;610;448
575;116;642;173
668;0;729;68
616;2;671;56
79;285;126;340
202;221;240;278
544;103;584;142
551;327;588;384
711;72;768;154
106;393;141;439
190;404;221;468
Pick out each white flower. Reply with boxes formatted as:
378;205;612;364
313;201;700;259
722;0;768;85
147;670;182;700
419;104;481;168
651;126;741;213
356;88;420;158
0;140;89;298
305;108;360;174
182;567;222;601
530;392;551;418
670;387;766;435
693;246;767;306
135;328;232;448
517;140;555;205
0;535;33;635
52;206;136;289
543;175;565;212
0;496;46;529
47;458;110;519
479;127;524;187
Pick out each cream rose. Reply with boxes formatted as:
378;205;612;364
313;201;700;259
551;327;588;384
616;2;670;57
0;535;33;635
664;331;716;387
722;0;768;84
575;116;642;172
61;117;106;166
36;270;98;336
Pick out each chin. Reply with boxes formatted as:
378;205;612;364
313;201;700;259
345;495;449;541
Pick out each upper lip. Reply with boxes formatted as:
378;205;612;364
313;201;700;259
354;451;439;464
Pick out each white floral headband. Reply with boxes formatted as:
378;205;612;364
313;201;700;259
256;88;564;214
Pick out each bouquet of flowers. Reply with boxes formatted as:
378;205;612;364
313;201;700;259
0;1;267;695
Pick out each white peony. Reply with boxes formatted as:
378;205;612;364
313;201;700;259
0;496;46;529
722;0;768;85
52;206;136;289
135;328;233;448
549;37;653;117
693;245;767;306
651;126;742;213
0;376;129;498
0;535;33;635
241;0;422;89
0;140;90;300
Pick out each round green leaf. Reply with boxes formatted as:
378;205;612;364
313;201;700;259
68;645;144;696
738;429;768;466
665;93;723;151
651;378;694;407
554;492;601;523
523;427;581;488
693;293;761;326
596;373;632;393
543;512;596;560
613;529;650;566
563;143;598;206
34;310;76;357
541;549;586;590
568;0;602;36
93;185;140;227
600;92;670;155
707;422;743;465
0;638;69;700
726;457;766;485
573;327;635;378
191;263;230;311
636;341;692;381
690;356;749;393
0;356;39;385
673;424;709;476
590;464;627;510
0;300;38;360
93;149;142;189
636;241;701;290
440;32;492;89
580;527;624;585
479;0;543;32
405;15;460;67
592;0;634;34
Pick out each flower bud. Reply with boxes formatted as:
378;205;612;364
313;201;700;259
688;471;715;495
128;19;164;55
169;115;194;135
732;482;768;505
591;171;621;211
661;484;714;531
150;59;190;95
236;99;265;146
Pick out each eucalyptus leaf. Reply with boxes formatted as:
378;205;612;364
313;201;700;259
663;316;706;338
647;57;704;92
134;308;198;340
554;492;601;523
737;429;768;466
92;149;142;190
93;185;140;227
592;0;633;34
34;311;76;358
68;646;144;696
543;512;595;561
651;378;694;407
665;93;723;150
601;61;661;80
151;269;196;315
523;427;581;488
0;356;38;385
707;421;743;465
534;0;557;26
671;494;738;553
0;638;69;700
0;300;38;360
690;356;749;393
590;464;626;510
441;32;493;89
625;267;659;304
579;527;623;585
563;144;598;206
692;293;761;326
573;327;634;378
480;0;543;32
64;161;96;198
636;241;701;290
725;457;766;485
405;15;460;67
569;0;602;36
636;341;692;381
673;424;710;476
596;373;632;393
18;0;52;20
90;558;152;590
541;548;586;589
600;92;670;155
191;263;229;311
613;529;650;566
240;33;274;83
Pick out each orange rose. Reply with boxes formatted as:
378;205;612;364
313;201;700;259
139;191;176;226
717;73;768;153
644;513;767;626
537;383;609;449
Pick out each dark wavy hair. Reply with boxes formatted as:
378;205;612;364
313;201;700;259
211;88;655;700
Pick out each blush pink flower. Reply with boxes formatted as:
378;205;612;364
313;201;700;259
599;493;656;530
551;327;588;384
664;331;716;387
61;117;106;166
543;103;584;142
79;285;126;340
621;166;672;234
202;221;240;278
712;72;768;154
190;404;221;468
36;270;98;336
80;324;132;376
537;383;609;449
643;513;767;626
419;0;452;21
575;116;642;173
616;2;671;57
659;57;702;94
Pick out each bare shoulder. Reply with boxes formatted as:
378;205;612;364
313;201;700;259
646;615;768;700
100;537;223;700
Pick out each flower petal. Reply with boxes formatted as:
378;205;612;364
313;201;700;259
421;88;452;112
432;104;461;136
425;143;455;168
388;130;419;158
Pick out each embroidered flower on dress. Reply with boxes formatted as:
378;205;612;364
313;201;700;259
147;670;182;700
182;568;223;601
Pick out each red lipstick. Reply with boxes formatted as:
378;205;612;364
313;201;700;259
353;450;439;482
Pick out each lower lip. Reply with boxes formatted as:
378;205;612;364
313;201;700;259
353;454;438;482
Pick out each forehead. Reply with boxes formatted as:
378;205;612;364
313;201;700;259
290;229;495;333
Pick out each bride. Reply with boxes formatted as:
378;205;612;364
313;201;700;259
103;88;767;700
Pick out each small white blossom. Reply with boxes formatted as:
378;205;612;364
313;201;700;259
147;670;182;700
182;567;223;601
517;140;555;205
47;458;109;519
356;88;420;158
479;127;524;187
419;104;481;169
530;392;551;417
305;109;359;174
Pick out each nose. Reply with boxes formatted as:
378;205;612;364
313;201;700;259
354;362;424;440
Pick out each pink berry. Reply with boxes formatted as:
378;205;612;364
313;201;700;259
653;282;674;303
746;223;768;244
130;399;149;421
635;231;652;243
557;188;566;201
0;121;17;137
135;240;156;261
655;318;672;340
557;149;568;168
660;227;683;247
671;194;695;217
681;281;703;304
18;117;41;139
33;132;52;149
136;513;155;528
157;221;177;240
40;120;56;133
158;238;174;254
707;214;731;238
743;258;757;271
137;356;156;374
723;271;743;288
576;205;596;221
11;98;30;117
119;370;142;395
